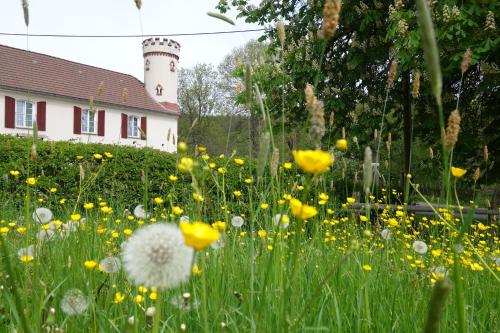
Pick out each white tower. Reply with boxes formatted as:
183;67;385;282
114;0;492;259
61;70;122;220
142;37;180;105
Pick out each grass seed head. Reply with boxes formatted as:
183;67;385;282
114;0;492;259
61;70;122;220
276;20;286;47
461;48;472;74
444;110;461;150
321;0;342;40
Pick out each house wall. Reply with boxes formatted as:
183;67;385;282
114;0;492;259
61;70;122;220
0;89;178;152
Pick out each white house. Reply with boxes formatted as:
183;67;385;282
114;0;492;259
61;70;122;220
0;37;180;152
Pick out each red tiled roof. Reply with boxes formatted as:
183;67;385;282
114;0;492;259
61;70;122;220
0;44;179;116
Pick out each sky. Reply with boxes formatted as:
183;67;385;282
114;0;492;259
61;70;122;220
0;0;263;81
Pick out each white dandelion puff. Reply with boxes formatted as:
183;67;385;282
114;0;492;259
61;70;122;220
453;243;465;253
60;289;89;316
60;221;80;238
133;204;150;219
37;229;56;241
17;245;34;259
32;207;53;224
380;229;392;239
170;293;199;311
273;214;290;229
99;256;121;273
231;216;244;228
430;266;449;277
145;306;156;317
122;223;193;289
412;240;428;254
211;238;224;250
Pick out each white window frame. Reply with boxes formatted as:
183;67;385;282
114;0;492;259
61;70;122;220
15;100;35;128
81;109;97;134
128;115;140;138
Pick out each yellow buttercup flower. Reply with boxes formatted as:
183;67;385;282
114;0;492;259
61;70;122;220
234;158;245;166
84;203;94;210
71;214;81;221
362;264;372;272
169;175;178;182
283;162;292;170
177;141;188;152
289;198;318;220
93;153;103;160
26;177;37;185
10;170;20;177
451;167;467;178
336;139;348;151
180;222;220;251
292;150;334;174
154;197;164;205
104;152;113;158
20;255;34;263
84;260;98;270
113;292;125;304
172;206;184;216
178;157;194;173
192;265;202;275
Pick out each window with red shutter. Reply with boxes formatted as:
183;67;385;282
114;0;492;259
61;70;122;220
73;106;82;134
98;110;105;136
121;113;128;139
140;116;147;140
37;101;46;131
4;96;15;128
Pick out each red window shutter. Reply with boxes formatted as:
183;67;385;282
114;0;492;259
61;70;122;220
121;113;128;138
97;110;105;136
4;96;15;128
140;116;147;140
73;106;82;134
37;101;46;131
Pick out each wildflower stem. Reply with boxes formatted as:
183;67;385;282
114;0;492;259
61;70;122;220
0;237;32;333
200;252;210;333
424;278;450;333
152;291;162;333
452;251;467;333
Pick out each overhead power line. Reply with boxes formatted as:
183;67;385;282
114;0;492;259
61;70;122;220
0;28;267;38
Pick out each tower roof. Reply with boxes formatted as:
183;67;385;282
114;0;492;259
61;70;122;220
0;44;179;115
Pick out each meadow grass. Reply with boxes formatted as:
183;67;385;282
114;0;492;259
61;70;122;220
0;152;498;332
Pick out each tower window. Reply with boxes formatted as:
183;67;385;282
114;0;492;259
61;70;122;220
145;59;150;71
155;84;163;96
170;60;176;72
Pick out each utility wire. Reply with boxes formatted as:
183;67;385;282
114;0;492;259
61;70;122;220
0;28;267;38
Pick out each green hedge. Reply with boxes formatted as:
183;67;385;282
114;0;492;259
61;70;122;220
0;135;255;212
0;135;183;207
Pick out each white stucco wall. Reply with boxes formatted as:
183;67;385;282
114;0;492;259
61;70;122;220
0;89;178;152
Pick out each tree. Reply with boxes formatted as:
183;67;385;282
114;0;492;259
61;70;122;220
177;64;222;147
216;0;500;183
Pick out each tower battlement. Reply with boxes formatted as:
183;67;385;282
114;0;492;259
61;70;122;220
142;37;180;58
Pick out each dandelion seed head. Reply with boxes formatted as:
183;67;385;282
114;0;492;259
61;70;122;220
37;229;56;241
273;214;290;229
60;289;89;316
32;207;53;224
381;229;392;239
412;240;428;254
133;205;150;219
17;245;34;259
99;256;121;273
122;223;193;289
231;216;244;228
